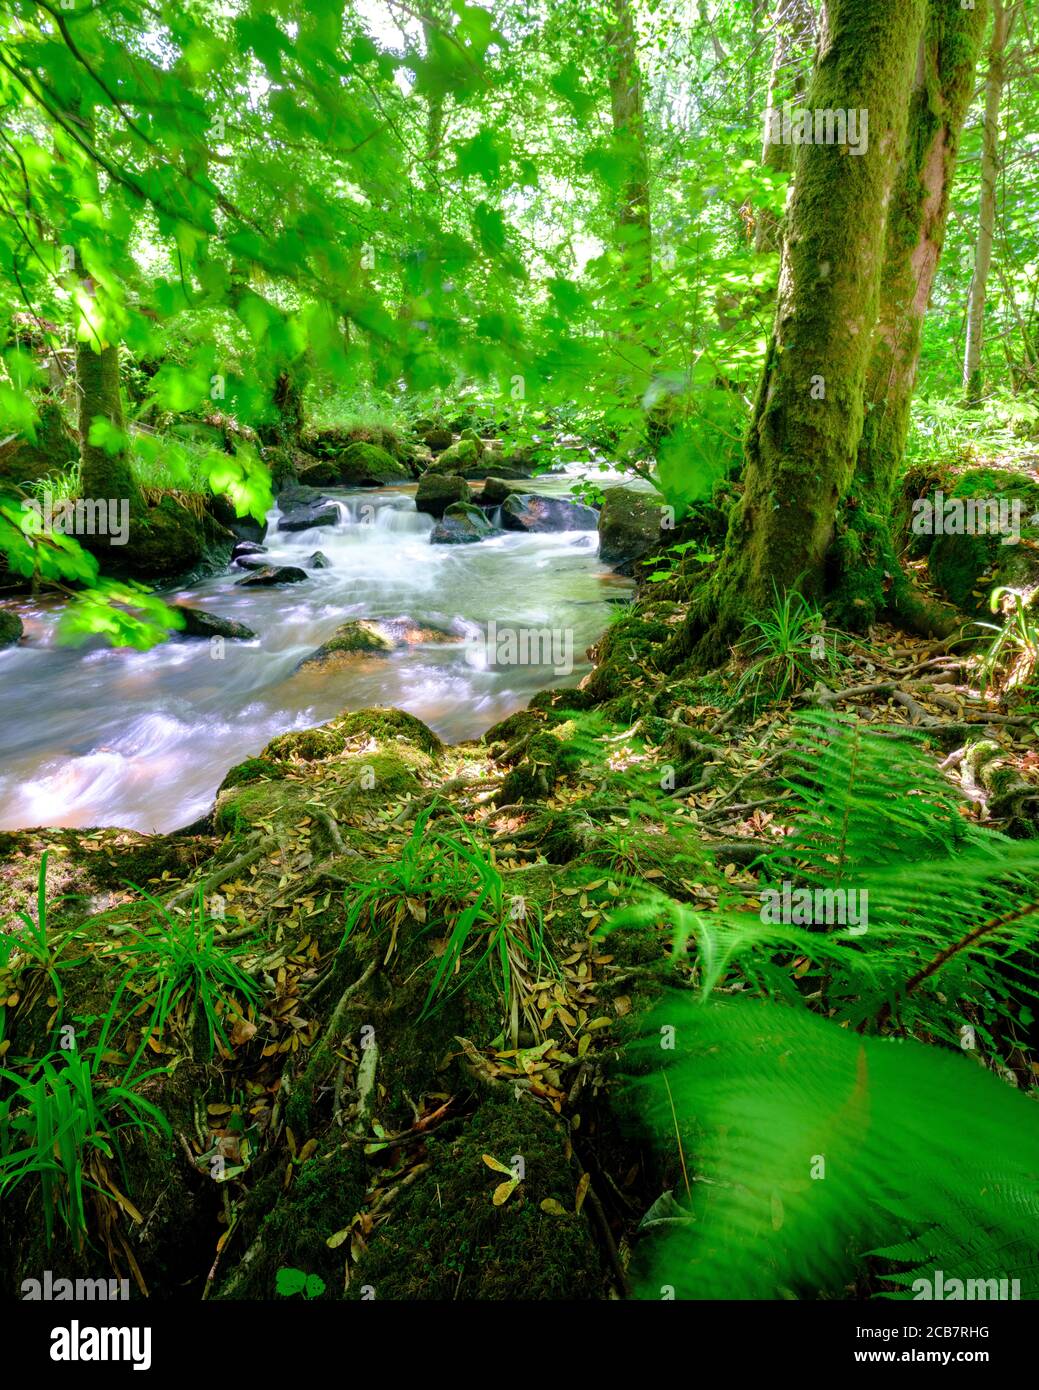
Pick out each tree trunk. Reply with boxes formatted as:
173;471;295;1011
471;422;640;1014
606;0;651;294
272;367;307;447
76;334;141;520
755;0;817;253
688;0;929;655
963;0;1014;403
834;0;988;627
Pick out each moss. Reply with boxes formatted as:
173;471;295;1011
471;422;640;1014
216;1146;368;1299
217;757;287;793
430;438;480;474
265;706;442;763
347;1093;602;1299
927;470;1039;616
333;707;443;756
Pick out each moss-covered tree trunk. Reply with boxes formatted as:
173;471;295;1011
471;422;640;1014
688;0;928;654
271;365;307;447
606;0;651;294
76;334;141;518
834;0;988;626
963;0;1014;403
754;0;816;254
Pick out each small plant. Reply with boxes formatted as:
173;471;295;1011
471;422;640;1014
1;851;74;1021
646;538;717;583
275;1266;326;1299
974;585;1039;698
734;583;849;711
0;1049;169;1249
421;821;556;1042
341;807;558;1041
108;884;261;1064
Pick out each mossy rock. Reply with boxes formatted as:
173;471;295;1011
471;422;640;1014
0;399;78;488
296;620;396;671
427;438;482;476
415;471;471;518
112;496;234;583
217;757;286;793
262;705;442;764
498;724;578;803
926;470;1039;616
347;1092;602;1299
430;499;498;544
582;609;673;702
215;1146;368;1299
0;608;23;647
338;441;411;486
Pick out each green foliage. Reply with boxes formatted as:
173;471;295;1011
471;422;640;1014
734;586;850;711
55;581;185;651
624;996;1039;1300
0;1050;169;1250
340;805;557;1039
608;711;1039;1048
974;585;1039;700
0;851;70;1015
275;1266;326;1299
107;885;261;1064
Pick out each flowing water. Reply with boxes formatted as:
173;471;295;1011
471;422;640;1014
0;480;631;833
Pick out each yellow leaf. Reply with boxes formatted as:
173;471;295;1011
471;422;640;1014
585;1016;612;1031
481;1153;513;1175
540;1198;567;1217
575;1172;590;1215
493;1177;520;1206
326;1228;350;1249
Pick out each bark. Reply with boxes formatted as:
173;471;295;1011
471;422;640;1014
271;366;307;446
688;0;929;655
836;0;988;625
755;0;817;253
962;0;1015;403
606;0;651;293
76;326;141;522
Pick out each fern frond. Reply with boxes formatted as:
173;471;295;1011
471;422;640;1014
625;997;1039;1300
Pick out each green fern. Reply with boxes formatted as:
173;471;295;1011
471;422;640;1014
624;996;1039;1300
611;712;1039;1053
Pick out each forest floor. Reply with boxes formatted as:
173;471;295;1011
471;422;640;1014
2;557;1037;1300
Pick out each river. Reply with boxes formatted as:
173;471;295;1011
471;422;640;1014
0;478;631;833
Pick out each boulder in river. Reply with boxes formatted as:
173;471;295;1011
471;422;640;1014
416;472;471;518
423;426;454;452
427;438;481;476
480;476;518;507
233;553;273;570
338;442;412;486
0;609;23;648
500;493;599;533
234;565;308;587
111;496;235;584
307;551;332;569
597;486;665;568
430;500;500;544
278;497;341;532
172;606;257;640
231;540;267;560
296;617;458;671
